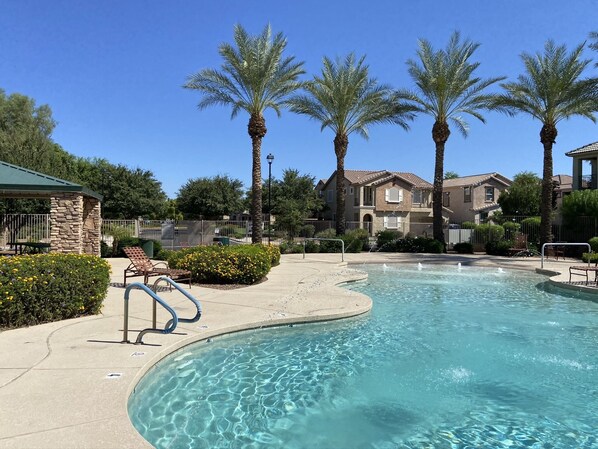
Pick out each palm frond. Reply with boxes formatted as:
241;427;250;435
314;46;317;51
492;39;598;126
403;31;503;135
184;24;305;119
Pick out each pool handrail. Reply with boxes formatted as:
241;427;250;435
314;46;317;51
152;276;202;329
123;282;179;345
303;238;345;262
541;242;591;268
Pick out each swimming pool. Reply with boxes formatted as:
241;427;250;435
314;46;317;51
128;264;597;448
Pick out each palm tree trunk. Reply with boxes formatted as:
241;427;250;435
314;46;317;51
334;133;348;236
432;121;449;246
248;113;267;243
540;124;557;247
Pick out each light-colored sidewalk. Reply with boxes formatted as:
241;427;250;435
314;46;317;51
0;253;592;449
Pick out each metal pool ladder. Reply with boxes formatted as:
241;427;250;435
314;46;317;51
122;276;202;345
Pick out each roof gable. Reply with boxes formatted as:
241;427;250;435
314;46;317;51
565;141;598;157
443;172;511;188
0;160;102;200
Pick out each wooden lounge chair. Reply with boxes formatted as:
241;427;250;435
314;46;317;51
507;233;529;257
569;262;598;285
123;246;192;288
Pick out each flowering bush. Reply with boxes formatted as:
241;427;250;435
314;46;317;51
168;245;272;285
0;254;111;328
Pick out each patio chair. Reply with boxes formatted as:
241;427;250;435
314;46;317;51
123;246;192;288
507;233;530;257
569;261;598;285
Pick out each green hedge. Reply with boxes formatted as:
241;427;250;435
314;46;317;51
453;242;474;254
378;236;443;253
168;245;272;285
0;254;111;329
485;240;513;256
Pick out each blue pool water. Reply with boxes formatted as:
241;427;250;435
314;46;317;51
128;264;597;449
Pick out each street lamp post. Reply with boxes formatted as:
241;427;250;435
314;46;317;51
267;153;274;244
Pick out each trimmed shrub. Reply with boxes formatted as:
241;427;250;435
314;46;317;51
258;244;281;267
168;245;271;284
375;229;402;248
474;224;505;244
582;252;598;263
461;221;477;229
379;236;443;253
502;221;521;240
115;237;162;258
341;228;369;253
485;240;513;256
453;242;474;254
315;229;343;253
520;217;541;245
0;254;111;329
588;237;598;253
300;225;316;238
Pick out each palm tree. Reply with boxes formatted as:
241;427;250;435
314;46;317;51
288;54;414;235
397;31;505;245
590;31;598;62
492;40;598;246
184;24;304;243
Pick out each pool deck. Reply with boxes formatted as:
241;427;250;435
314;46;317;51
0;253;594;449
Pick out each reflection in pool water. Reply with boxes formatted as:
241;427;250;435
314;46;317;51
129;264;597;448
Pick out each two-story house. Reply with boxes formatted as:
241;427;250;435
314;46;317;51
442;173;512;224
318;169;434;236
566;141;598;190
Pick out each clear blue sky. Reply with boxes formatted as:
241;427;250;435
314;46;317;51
2;0;597;198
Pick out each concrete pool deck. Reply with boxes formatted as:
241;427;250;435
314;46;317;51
0;253;594;449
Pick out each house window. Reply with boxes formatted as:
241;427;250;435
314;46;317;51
464;186;472;203
354;186;360;206
412;189;422;204
384;215;402;229
385;187;403;203
485;186;494;202
327;190;334;202
349;186;354;195
364;186;374;206
443;192;450;207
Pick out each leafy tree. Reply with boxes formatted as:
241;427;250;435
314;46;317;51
561;190;598;219
184;24;304;243
398;31;505;245
497;171;541;216
444;171;459;179
492;40;598;245
76;158;167;219
177;175;244;219
289;53;414;235
268;169;324;239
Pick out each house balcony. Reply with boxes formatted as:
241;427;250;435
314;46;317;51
580;174;597;190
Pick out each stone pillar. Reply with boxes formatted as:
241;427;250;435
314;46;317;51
50;193;84;254
82;197;102;256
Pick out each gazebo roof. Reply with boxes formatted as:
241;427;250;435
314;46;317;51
0;160;102;200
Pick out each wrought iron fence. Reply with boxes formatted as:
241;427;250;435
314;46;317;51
0;214;51;248
3;215;595;254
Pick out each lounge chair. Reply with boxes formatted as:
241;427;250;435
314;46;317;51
507;233;530;257
569;262;598;285
123;246;192;288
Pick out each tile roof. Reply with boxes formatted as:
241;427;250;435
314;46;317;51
565;141;598;156
343;170;387;184
343;169;433;189
443;172;511;188
471;202;501;212
553;174;572;189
